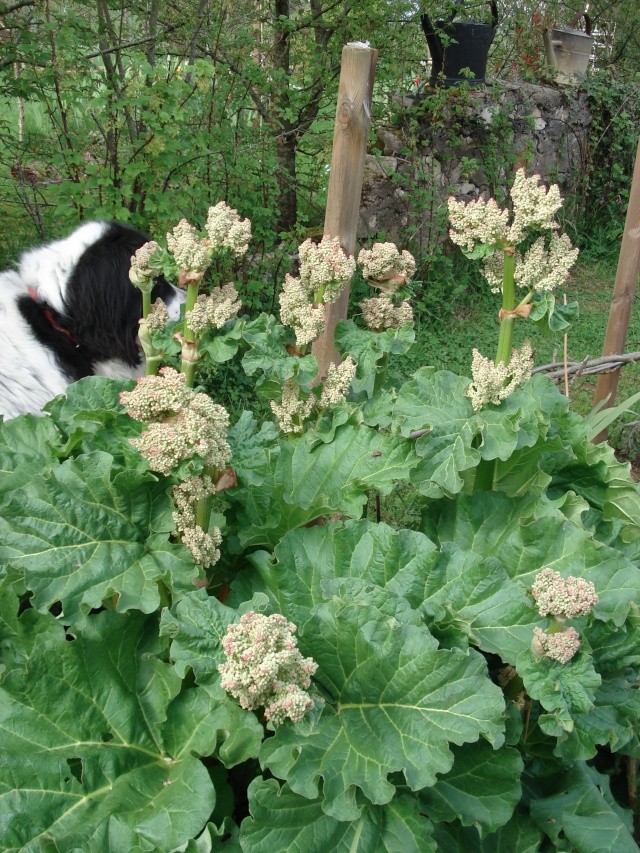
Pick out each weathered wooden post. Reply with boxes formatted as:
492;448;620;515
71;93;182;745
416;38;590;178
592;136;640;443
312;42;378;381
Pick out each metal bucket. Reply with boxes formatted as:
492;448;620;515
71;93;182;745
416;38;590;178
543;13;593;84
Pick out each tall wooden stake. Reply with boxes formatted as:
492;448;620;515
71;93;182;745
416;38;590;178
312;42;378;381
592;136;640;443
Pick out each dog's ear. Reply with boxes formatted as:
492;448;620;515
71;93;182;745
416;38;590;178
17;293;92;381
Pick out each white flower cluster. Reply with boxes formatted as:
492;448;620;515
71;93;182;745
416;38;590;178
120;367;231;475
119;366;191;421
206;201;252;258
318;356;357;408
219;611;318;726
270;380;315;435
278;273;326;347
509;169;562;243
361;295;413;331
166;204;251;280
167;219;212;274
358;242;416;292
531;567;598;620
145;298;170;331
448;169;578;294
448;197;510;253
467;341;534;412
280;238;415;343
531;626;581;664
298;235;356;303
517;233;579;292
181;525;223;569
130;240;161;291
270;357;356;435
186;284;241;336
529;568;598;665
482;233;579;294
172;476;221;568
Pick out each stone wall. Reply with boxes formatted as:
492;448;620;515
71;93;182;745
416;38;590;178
359;79;591;246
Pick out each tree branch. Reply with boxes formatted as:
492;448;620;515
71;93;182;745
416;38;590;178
82;29;178;61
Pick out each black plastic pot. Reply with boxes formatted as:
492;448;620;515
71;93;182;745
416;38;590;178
421;1;498;87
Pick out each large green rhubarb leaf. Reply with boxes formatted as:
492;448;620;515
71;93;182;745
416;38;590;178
160;589;238;681
418;741;522;836
549;419;640;542
528;763;636;852
334;319;415;397
240;778;434;852
260;595;505;821
0;451;200;624
0;413;63;500
432;813;543;852
516;650;601;737
0;610;215;852
550;615;640;759
163;679;263;770
383;370;563;498
44;375;148;467
493;434;563;497
419;547;540;659
226;425;417;550
229;520;438;627
422;492;640;756
231;520;537;666
159;591;267;766
424;492;640;628
240;313;318;395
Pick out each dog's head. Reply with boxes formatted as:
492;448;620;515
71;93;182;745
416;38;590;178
19;221;184;378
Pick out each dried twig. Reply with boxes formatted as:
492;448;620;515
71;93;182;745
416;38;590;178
532;351;640;381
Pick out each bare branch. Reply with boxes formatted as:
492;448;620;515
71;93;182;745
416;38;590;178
532;351;640;380
82;29;178;60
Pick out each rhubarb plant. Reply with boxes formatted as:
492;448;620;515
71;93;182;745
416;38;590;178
0;183;639;852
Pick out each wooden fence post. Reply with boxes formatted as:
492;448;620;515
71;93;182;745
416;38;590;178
311;42;378;381
592;136;640;443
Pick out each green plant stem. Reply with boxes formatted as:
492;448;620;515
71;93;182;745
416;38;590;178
194;466;218;551
142;289;152;320
495;249;516;366
138;317;161;376
475;249;518;493
195;493;213;531
181;281;200;387
181;355;197;388
145;356;162;376
182;282;199;342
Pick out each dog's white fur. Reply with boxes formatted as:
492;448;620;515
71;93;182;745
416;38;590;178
0;221;183;419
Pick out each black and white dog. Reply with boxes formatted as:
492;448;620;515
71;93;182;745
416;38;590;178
0;221;184;419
